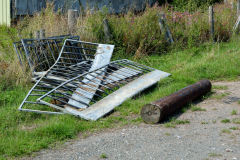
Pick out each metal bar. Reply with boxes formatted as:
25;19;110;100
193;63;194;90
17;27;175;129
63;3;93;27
45;40;57;62
25;101;46;105
77;70;171;120
17;36;81;73
68;44;114;109
18;75;44;110
62;52;95;57
13;43;23;66
19;39;172;121
121;60;153;72
19;109;64;115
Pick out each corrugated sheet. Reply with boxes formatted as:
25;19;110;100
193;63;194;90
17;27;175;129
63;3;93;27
0;0;11;26
53;0;157;14
14;0;157;15
15;0;46;15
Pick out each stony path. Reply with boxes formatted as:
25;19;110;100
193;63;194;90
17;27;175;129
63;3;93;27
24;82;240;160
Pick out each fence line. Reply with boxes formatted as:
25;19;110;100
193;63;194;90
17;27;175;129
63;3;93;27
1;4;240;55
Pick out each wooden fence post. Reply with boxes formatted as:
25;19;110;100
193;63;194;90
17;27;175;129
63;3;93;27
209;6;215;42
103;18;111;43
157;13;174;44
34;31;40;39
40;29;45;39
161;12;174;44
158;13;168;41
68;9;78;34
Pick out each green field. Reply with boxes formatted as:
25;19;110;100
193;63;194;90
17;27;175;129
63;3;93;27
1;1;240;159
1;36;240;159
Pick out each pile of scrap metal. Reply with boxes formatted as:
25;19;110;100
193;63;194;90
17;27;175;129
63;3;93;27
14;35;171;120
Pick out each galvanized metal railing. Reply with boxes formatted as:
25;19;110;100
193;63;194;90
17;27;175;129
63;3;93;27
19;39;171;120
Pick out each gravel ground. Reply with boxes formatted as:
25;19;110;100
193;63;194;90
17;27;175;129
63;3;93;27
23;81;240;160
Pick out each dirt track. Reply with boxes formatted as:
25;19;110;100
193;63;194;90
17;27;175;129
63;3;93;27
24;81;240;160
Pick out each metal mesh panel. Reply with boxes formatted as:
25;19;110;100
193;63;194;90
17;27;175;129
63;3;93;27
13;35;80;73
19;39;171;120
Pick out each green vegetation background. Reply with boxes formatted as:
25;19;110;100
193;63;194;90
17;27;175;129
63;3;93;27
1;0;240;159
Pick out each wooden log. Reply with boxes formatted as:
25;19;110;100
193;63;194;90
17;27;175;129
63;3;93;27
140;80;212;124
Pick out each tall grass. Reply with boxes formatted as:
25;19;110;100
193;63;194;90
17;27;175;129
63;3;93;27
1;35;240;159
17;1;238;58
1;1;240;158
0;1;238;90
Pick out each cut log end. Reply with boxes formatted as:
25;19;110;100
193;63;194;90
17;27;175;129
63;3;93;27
140;104;161;124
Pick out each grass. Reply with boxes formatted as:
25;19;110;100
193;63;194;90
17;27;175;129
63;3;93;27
231;109;237;115
230;127;238;130
1;37;240;158
209;153;222;157
2;9;240;158
181;107;189;113
221;129;231;133
221;119;231;123
83;133;88;138
164;117;190;127
212;85;228;90
165;132;170;135
175;120;190;124
201;121;208;124
233;118;240;124
164;122;176;128
191;106;206;112
211;92;230;99
182;103;208;113
181;103;192;113
100;153;107;158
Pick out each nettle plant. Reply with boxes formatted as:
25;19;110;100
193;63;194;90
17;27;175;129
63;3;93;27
12;1;240;60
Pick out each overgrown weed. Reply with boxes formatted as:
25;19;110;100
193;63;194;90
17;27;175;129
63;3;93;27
221;119;231;123
1;1;240;159
231;109;237;115
211;92;230;99
222;129;231;133
212;85;228;90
